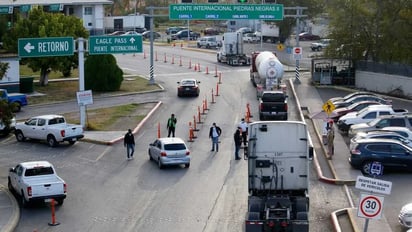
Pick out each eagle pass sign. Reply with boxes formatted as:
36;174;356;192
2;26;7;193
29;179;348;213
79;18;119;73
88;35;142;55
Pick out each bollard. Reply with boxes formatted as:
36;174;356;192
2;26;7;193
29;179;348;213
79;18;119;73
181;43;183;48
155;51;158;61
215;83;220;96
194;64;198;72
157;122;160;138
211;89;215;103
193;115;199;131
164;53;167;63
218;72;222;84
202;100;207;114
188;122;194;142
179;56;182;66
197;106;202;123
198;63;201;72
204;96;208;110
48;199;60;226
171;55;175;64
247;102;253;118
188;59;192;69
205;66;209;75
144;50;146;59
173;43;176;47
214;65;218;77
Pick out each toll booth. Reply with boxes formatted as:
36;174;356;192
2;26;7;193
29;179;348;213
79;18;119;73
311;58;355;85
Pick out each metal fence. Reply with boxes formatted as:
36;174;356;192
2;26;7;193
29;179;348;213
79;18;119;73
357;61;412;77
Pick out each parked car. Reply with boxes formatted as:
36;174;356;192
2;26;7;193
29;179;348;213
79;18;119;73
108;31;125;36
141;31;161;40
132;27;146;33
236;27;253;34
380;127;412;140
203;27;220;36
399;202;412;229
177;79;200;97
330;101;383;122
0;88;28;112
148;137;190;169
332;95;392;109
349;114;412;137
243;33;260;43
349;138;412;175
298;32;321;41
0;116;16;135
197;36;218;49
166;26;187;35
121;31;140;36
350;131;412;151
310;39;332;51
329;91;379;104
171;30;200;40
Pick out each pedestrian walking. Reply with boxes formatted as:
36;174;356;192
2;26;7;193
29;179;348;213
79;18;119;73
234;127;242;160
327;120;335;159
124;129;135;160
209;122;222;152
238;118;248;147
167;114;177;137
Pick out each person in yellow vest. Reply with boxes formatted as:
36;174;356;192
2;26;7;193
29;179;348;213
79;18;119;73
167;114;177;137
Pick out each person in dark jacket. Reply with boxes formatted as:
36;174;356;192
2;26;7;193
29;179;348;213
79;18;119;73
124;129;135;160
167;114;177;137
234;127;242;160
209;122;222;152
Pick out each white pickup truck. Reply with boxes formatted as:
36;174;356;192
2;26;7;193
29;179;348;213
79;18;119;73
337;105;408;132
8;161;67;207
14;114;84;147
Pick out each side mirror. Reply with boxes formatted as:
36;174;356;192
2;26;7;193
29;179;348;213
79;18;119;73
9;167;15;173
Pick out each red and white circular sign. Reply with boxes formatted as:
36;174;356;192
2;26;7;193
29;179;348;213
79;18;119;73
293;47;302;54
357;194;384;219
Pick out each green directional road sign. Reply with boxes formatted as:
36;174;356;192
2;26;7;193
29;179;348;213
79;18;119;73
18;37;74;58
0;6;13;14
88;35;143;55
169;4;283;20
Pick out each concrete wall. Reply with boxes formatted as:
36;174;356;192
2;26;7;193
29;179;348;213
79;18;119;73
356;71;412;98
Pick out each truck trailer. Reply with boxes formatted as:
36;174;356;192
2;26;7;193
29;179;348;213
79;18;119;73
250;51;286;99
245;121;312;232
217;32;250;66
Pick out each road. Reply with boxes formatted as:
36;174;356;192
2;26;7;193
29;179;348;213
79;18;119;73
0;42;410;232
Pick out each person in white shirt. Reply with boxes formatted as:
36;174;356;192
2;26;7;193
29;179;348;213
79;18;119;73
238;118;248;147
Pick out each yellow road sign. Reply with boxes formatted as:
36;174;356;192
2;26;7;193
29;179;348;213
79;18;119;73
277;43;285;51
322;100;336;115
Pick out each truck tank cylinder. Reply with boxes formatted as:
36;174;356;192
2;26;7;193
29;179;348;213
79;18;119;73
255;51;284;80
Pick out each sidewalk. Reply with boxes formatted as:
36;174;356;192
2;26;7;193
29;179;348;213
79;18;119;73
0;76;392;232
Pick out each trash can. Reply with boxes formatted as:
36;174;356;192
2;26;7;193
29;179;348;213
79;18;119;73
20;76;34;93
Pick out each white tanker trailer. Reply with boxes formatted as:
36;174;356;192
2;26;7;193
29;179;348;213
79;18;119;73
250;51;286;99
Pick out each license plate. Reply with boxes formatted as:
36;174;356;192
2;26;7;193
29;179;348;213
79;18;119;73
271;112;277;115
185;87;190;90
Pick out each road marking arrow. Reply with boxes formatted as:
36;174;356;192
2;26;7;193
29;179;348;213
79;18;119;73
130;37;135;44
24;42;35;53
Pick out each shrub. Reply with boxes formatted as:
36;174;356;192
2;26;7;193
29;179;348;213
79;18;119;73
85;54;123;91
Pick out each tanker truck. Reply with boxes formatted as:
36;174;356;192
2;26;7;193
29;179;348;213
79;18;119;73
250;51;286;99
244;121;312;232
217;32;250;66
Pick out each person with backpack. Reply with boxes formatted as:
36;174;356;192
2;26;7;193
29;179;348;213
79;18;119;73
209;122;222;152
167;114;177;137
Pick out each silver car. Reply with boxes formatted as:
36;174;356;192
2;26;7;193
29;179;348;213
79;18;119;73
399;203;412;229
148;137;190;169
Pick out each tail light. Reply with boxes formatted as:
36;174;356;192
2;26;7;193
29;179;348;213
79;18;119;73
64;183;67;193
351;145;361;155
186;150;190;156
280;221;288;227
259;103;263;111
160;152;167;157
284;103;288;112
27;186;32;196
268;221;275;227
60;130;65;137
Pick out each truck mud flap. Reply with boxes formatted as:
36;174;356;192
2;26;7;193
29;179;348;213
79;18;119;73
291;221;309;232
245;215;264;232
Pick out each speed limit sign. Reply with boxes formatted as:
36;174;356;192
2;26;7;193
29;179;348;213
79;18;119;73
357;193;384;219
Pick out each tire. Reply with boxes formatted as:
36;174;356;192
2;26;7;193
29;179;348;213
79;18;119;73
185;163;190;168
148;150;153;161
13;103;21;112
361;161;373;175
15;130;26;142
7;178;13;192
57;199;64;205
68;141;76;145
158;158;163;169
197;44;201;48
206;44;210;49
47;135;58;147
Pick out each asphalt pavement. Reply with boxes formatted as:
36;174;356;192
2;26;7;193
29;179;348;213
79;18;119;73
0;72;393;232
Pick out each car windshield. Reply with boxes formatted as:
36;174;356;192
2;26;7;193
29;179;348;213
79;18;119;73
164;143;186;150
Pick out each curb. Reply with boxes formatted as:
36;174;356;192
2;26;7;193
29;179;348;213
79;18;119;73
0;185;20;232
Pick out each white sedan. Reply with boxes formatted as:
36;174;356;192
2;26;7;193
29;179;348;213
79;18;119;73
399;203;412;229
148;137;191;169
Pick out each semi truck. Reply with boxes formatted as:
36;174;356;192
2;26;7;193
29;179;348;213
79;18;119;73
250;51;286;99
217;32;250;66
245;121;312;232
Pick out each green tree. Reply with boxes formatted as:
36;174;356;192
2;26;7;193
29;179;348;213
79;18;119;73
2;7;89;86
0;99;15;135
85;54;123;92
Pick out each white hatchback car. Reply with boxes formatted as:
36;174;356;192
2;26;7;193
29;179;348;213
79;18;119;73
148;137;190;169
399;203;412;229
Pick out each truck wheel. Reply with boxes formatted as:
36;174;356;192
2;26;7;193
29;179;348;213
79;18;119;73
185;163;190;168
13;103;22;112
15;130;26;142
148;150;153;161
197;44;201;48
47;135;58;147
361;161;373;175
206;44;210;49
7;178;13;192
57;199;64;205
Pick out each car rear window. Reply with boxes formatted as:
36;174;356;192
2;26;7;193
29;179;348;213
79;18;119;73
262;93;285;102
164;143;186;150
25;167;54;176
